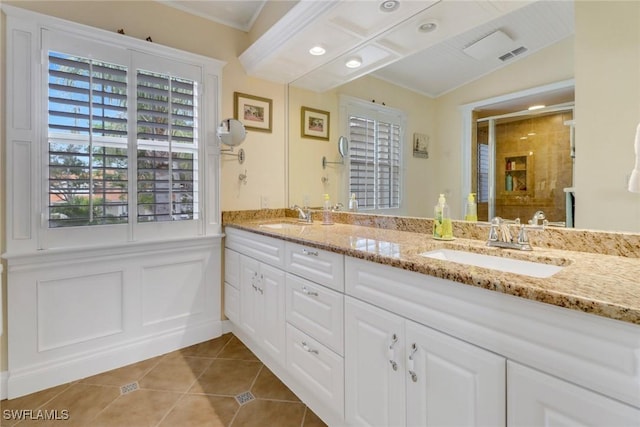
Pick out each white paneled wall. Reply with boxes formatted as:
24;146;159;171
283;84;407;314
6;238;222;399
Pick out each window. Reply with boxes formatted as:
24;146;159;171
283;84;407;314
47;52;129;228
136;70;198;223
346;100;404;211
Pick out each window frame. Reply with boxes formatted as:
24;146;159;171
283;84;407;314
4;6;224;253
340;95;406;214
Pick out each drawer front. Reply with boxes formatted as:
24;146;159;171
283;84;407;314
224;282;239;323
285;242;344;291
224;249;240;287
286;273;344;355
225;227;285;268
286;323;344;417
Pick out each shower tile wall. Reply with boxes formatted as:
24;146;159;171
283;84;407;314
496;112;573;223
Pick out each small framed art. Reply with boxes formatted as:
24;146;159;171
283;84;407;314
234;92;272;133
301;106;330;141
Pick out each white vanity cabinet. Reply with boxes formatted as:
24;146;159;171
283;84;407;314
226;228;287;365
345;296;506;427
508;362;640;426
239;255;286;364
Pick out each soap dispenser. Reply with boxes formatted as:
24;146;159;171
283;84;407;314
322;193;334;225
433;193;453;240
348;193;359;212
464;193;478;222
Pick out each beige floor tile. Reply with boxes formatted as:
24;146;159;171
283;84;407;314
139;356;213;392
158;394;239;427
16;383;120;427
90;389;181;427
216;337;259;361
0;383;73;427
178;334;234;358
303;407;328;427
188;359;262;396
231;399;306;427
80;356;162;387
250;367;299;402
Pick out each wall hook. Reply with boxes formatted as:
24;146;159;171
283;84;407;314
239;169;248;184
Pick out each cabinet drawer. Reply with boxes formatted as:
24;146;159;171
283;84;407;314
286;273;344;355
286;324;344;417
285;242;344;291
224;282;239;323
224;249;240;287
225;227;285;268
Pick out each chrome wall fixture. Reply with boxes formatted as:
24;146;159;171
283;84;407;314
218;118;247;164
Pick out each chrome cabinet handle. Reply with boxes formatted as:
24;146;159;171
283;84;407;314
302;286;319;297
408;343;418;382
388;333;399;371
257;274;264;294
302;248;318;256
301;341;319;355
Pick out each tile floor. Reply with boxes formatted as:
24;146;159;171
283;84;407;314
0;334;327;427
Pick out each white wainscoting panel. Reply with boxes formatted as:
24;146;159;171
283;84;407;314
142;260;205;326
38;271;124;351
6;236;222;399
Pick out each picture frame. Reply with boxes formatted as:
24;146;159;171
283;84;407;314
413;132;430;158
301;106;330;140
234;92;272;133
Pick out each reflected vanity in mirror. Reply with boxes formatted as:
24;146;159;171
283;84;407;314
218;118;247;164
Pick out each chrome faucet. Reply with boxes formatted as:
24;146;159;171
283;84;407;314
486;217;535;251
291;205;312;223
529;210;547;227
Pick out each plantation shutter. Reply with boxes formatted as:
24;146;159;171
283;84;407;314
47;51;129;228
348;109;402;210
478;143;489;203
136;70;198;223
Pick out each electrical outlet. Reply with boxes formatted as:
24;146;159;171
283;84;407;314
261;195;270;209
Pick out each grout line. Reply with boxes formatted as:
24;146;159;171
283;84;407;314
301;406;308;427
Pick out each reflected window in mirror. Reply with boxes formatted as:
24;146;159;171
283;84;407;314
344;98;406;211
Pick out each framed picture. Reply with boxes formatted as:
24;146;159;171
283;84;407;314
234;92;272;133
413;132;430;158
301;107;330;140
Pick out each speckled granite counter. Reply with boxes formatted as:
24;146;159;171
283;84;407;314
224;216;640;326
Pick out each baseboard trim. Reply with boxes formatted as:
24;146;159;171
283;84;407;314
6;320;223;399
1;370;8;400
221;319;233;334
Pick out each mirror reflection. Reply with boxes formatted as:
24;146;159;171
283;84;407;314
287;1;640;233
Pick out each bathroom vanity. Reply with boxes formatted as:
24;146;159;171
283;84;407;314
223;216;640;426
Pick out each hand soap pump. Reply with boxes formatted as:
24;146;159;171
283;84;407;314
322;193;334;225
433;193;453;240
464;193;478;222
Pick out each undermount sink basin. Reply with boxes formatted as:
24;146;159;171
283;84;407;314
420;249;564;278
260;222;304;230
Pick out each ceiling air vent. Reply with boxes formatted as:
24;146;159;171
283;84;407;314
499;46;528;62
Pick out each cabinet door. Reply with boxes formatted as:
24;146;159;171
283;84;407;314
405;319;506;427
508;361;640;426
345;297;406;427
239;256;260;337
257;263;286;364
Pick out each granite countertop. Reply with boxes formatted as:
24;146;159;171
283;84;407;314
225;218;640;326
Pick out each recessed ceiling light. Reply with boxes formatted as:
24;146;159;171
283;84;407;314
418;21;438;33
380;0;399;12
528;104;545;111
309;45;326;56
345;57;362;68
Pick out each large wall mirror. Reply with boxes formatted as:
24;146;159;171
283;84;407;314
287;0;640;233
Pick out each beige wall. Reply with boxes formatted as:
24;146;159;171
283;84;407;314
0;1;287;372
574;0;640;231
